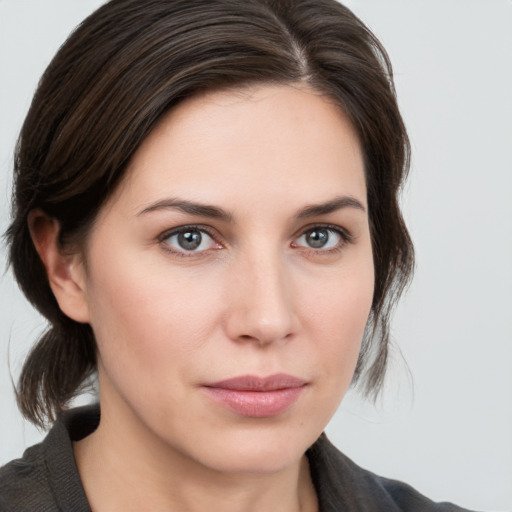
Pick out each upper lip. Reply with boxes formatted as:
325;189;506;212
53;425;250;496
204;374;307;391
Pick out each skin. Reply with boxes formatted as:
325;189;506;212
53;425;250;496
32;84;374;512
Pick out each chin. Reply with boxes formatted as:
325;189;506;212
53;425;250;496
197;445;306;476
180;423;321;476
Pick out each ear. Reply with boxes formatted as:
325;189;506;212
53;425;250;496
28;209;90;323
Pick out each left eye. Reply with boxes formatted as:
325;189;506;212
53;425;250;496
294;227;342;250
163;228;218;253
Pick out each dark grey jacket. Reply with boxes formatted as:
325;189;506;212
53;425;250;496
0;406;477;511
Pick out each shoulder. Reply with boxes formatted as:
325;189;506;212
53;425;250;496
0;438;56;511
307;434;479;512
0;406;97;512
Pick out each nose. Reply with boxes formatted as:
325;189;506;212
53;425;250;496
224;251;297;346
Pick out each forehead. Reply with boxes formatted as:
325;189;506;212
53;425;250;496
112;84;366;214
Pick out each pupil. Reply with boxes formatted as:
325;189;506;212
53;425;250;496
306;229;328;248
178;230;202;250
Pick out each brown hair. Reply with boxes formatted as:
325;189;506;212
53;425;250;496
6;0;414;427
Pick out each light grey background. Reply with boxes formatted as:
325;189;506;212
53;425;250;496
1;1;511;511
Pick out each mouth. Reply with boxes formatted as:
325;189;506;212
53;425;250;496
202;374;308;418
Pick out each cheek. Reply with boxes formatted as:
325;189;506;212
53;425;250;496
287;261;373;429
300;260;374;377
84;249;225;379
84;228;374;393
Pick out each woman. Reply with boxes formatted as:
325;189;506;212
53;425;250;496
0;0;475;510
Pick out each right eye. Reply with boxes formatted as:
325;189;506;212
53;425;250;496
161;227;220;255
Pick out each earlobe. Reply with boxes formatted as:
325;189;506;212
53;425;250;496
28;209;90;323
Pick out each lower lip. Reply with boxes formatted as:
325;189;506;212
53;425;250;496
203;386;305;417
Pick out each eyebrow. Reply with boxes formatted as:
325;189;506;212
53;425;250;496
137;198;233;222
296;196;366;218
137;195;365;221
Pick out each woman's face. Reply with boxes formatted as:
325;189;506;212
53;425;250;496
75;85;374;473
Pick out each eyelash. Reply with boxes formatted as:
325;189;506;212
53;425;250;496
158;225;221;258
158;223;354;258
291;224;355;256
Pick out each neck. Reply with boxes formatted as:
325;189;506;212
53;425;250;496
73;402;318;512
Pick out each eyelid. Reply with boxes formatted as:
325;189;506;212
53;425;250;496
291;223;355;251
158;224;223;256
156;222;355;258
